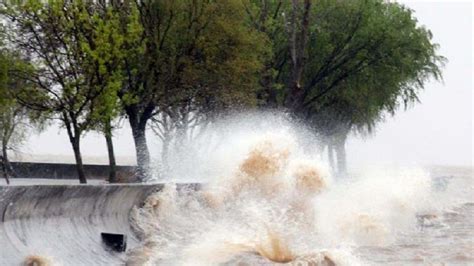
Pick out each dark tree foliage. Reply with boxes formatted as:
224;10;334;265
115;0;268;180
247;0;445;174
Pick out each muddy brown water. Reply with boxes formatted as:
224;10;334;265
0;168;472;265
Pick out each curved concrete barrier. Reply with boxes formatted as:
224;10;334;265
0;184;164;265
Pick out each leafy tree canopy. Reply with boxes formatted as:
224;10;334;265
248;0;445;136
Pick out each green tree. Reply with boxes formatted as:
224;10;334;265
119;0;268;180
0;51;18;185
0;48;42;185
305;0;445;174
79;2;127;183
248;0;445;174
1;0;130;183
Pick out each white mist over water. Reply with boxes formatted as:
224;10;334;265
151;112;321;183
130;113;470;265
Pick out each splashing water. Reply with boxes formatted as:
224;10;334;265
129;113;470;265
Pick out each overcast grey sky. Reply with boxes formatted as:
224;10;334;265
19;1;473;167
347;1;473;167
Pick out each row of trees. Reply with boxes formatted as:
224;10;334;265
0;0;444;183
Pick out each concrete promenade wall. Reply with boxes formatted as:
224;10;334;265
0;184;161;264
10;161;136;180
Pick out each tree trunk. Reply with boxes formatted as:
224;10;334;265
71;137;87;184
335;138;347;177
63;112;87;184
130;121;150;182
1;155;9;185
126;105;154;182
258;62;278;108
161;135;170;177
327;143;336;173
2;136;15;178
285;0;311;111
104;120;117;183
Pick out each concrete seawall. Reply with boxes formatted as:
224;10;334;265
10;162;136;180
0;184;164;265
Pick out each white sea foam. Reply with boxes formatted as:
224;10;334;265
129;113;444;265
